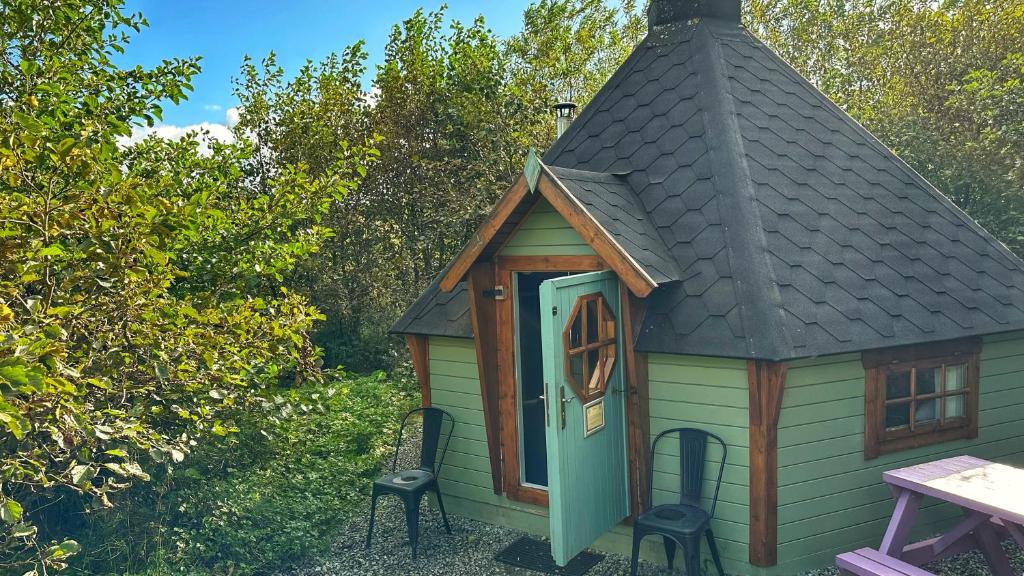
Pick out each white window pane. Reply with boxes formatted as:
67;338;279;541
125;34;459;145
945;364;966;391
945;394;965;419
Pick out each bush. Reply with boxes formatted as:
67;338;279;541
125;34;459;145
71;371;417;575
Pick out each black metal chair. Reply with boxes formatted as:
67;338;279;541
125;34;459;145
630;427;727;576
365;407;454;559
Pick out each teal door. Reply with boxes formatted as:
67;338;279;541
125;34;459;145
540;271;630;566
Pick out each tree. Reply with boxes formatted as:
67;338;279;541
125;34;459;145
231;1;646;372
0;1;370;571
747;0;1024;252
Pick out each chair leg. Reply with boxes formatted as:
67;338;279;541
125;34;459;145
683;535;700;576
630;529;644;576
433;483;451;534
404;492;422;560
365;489;379;549
663;535;677;570
706;528;725;576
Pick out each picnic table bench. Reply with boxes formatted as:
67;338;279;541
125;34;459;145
837;455;1024;576
837;547;935;576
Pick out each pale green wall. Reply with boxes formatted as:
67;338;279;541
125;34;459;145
426;337;753;573
427;337;549;530
647;353;752;572
499;198;595;256
773;331;1024;574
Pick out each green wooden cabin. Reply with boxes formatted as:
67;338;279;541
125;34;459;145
392;1;1024;573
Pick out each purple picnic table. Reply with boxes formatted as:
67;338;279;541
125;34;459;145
880;455;1024;576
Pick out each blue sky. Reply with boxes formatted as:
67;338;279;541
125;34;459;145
116;1;534;131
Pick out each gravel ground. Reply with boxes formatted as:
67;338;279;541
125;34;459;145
278;425;1024;576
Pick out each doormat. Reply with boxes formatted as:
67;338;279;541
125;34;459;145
495;536;604;576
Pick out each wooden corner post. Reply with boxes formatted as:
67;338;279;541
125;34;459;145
748;360;787;567
621;285;650;521
467;261;504;494
405;335;430;407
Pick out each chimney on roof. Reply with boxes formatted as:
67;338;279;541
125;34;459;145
554;102;577;138
648;0;741;30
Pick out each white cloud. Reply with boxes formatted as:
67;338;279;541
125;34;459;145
117;121;235;152
118;108;244;152
203;104;223;112
362;86;381;107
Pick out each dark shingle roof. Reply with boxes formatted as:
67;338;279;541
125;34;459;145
393;15;1024;360
391;279;471;338
548;166;681;285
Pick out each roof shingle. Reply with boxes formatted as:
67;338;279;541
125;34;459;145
393;14;1024;360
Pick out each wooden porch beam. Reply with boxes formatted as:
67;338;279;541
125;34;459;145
467;261;503;494
748;360;788;567
405;335;430;407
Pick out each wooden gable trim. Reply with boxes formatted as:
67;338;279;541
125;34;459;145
536;166;656;297
467;261;503;494
439;165;659;298
621;285;650;523
405;335;430;407
748;360;788;567
441;176;530;292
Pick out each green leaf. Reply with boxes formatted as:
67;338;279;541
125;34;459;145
0;364;30;387
55;137;76;159
71;464;95;485
36;244;64;257
1;499;23;524
11;523;36;538
12;111;44;133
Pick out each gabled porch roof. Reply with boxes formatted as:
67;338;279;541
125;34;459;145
436;153;679;299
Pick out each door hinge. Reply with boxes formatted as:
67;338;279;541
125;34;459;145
552;305;558;316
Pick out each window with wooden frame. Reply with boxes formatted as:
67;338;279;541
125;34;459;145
863;338;981;459
564;293;617;403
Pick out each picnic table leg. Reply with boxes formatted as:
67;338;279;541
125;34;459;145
975;520;1014;576
879;488;923;558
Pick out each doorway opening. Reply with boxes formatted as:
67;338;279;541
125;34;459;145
514;271;566;488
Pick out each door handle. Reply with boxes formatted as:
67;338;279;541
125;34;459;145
541;383;549;427
559;386;567;429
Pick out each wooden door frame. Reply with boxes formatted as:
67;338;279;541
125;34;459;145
496;255;605;507
487;253;647;512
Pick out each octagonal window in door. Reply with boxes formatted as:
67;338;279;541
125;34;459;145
563;293;617;403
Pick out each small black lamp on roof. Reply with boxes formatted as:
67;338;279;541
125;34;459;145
648;0;741;28
553;101;577;138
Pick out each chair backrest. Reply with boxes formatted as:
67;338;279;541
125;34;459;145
647;427;727;518
392;407;455;476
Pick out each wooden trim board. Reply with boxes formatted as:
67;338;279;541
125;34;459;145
405;335;430;407
441;176;529;292
621;285;650;522
748;360;787;567
467;261;503;494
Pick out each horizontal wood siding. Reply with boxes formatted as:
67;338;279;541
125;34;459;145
647;353;752;570
500;198;595;256
428;337;508;507
773;332;1024;574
